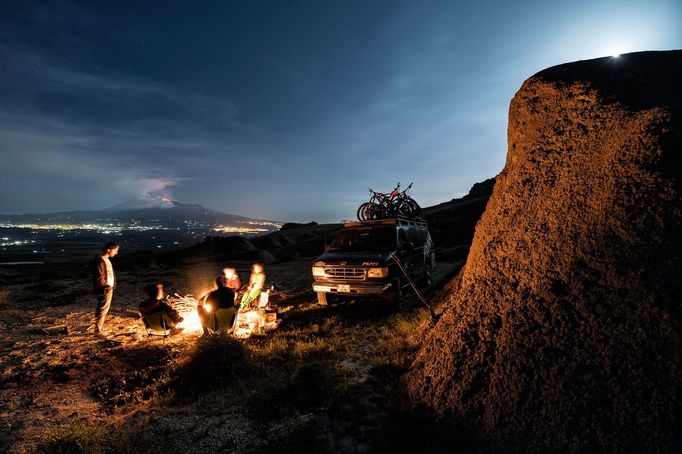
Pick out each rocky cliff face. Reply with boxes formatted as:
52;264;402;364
407;51;682;452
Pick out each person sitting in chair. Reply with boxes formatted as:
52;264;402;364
198;276;237;335
139;283;184;326
222;267;241;290
239;262;266;310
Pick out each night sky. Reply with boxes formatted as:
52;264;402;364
1;1;680;222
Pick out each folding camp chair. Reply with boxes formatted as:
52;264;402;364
212;307;237;333
141;312;176;338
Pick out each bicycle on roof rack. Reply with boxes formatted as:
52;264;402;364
356;182;423;221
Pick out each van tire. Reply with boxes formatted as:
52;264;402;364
317;292;330;305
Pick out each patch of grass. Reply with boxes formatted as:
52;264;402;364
288;360;345;406
290;336;329;356
39;421;168;454
39;422;108;453
253;336;290;357
169;333;250;400
264;415;328;453
370;309;429;368
248;359;347;420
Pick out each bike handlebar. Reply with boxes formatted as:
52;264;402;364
368;181;414;197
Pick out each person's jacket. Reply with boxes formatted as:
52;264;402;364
139;297;182;323
139;297;162;314
92;256;116;293
203;288;235;309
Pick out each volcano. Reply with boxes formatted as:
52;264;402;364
0;197;277;229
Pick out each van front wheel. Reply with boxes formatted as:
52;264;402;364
317;292;334;306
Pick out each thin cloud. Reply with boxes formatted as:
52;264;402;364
113;176;184;199
0;45;239;127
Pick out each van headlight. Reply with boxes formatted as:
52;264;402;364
312;266;327;277
367;267;389;278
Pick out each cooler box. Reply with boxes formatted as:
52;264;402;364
232;308;279;338
233;310;262;338
258;291;269;308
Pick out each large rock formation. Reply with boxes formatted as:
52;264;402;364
407;50;682;452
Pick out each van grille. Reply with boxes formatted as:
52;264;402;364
325;267;366;280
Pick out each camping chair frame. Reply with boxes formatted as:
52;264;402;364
141;312;175;338
211;307;237;334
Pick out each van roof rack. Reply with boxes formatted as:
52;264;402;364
342;216;428;228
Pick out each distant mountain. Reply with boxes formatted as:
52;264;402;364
422;177;496;260
100;198;255;224
0;197;278;229
106;197;177;211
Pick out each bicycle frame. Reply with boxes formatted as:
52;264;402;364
358;182;421;221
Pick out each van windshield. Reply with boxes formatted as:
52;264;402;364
329;227;396;251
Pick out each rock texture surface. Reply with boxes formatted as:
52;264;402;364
407;51;682;452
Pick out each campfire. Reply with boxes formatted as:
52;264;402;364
164;265;280;337
167;293;205;334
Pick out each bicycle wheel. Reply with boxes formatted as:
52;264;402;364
374;204;391;219
393;199;410;218
406;197;423;218
357;202;373;221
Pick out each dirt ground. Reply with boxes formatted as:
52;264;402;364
0;258;461;453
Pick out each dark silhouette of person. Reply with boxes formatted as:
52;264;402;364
139;283;183;325
91;242;119;333
197;276;236;334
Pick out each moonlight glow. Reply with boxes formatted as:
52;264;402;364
609;47;628;57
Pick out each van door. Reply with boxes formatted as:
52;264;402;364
398;227;421;284
406;227;427;279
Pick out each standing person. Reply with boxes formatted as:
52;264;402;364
197;276;237;335
92;242;120;333
239;262;266;310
